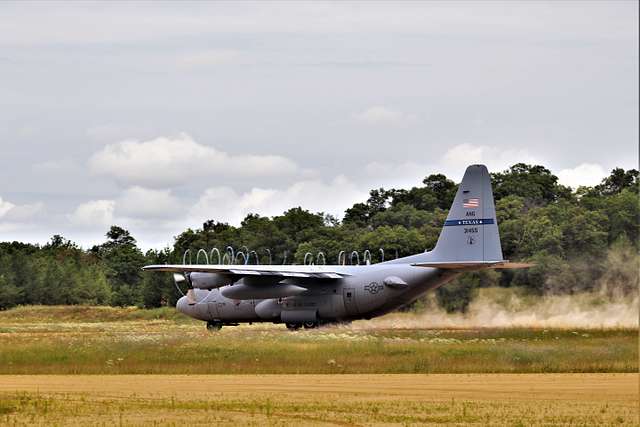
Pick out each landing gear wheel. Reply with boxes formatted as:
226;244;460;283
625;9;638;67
285;323;301;331
303;321;318;329
206;321;222;331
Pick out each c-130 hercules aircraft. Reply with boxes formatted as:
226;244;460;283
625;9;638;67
144;165;531;330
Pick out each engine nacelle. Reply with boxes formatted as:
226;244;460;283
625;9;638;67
189;272;232;289
220;283;308;300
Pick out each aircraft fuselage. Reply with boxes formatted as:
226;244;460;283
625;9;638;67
148;164;527;330
176;263;459;328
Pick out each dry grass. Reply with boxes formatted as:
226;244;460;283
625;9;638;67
0;305;187;323
0;374;637;426
0;306;637;375
0;306;637;425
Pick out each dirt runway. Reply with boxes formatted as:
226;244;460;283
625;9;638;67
1;373;636;401
1;374;637;425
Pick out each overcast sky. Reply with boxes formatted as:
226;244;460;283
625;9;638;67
0;1;638;249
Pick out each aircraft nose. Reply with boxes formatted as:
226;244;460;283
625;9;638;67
176;296;188;314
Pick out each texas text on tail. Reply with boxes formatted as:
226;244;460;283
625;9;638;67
143;165;531;330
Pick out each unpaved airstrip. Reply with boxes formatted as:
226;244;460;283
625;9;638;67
0;306;637;425
0;374;637;425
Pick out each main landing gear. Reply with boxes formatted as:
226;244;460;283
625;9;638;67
206;321;223;331
285;321;319;330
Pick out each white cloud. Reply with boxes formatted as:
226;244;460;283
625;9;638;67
116;187;181;219
441;143;541;178
366;149;611;192
0;198;13;218
190;175;367;225
69;200;115;228
2;203;43;222
0;196;44;233
362;145;542;188
0;197;43;221
362;161;432;189
353;106;416;126
89;133;299;188
557;163;607;189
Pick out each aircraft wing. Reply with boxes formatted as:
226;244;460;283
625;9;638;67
411;261;534;270
142;264;349;279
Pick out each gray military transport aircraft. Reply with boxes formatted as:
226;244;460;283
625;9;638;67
143;165;531;330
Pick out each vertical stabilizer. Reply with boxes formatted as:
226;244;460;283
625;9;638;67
431;164;503;262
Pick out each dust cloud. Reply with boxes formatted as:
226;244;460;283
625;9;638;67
360;288;639;329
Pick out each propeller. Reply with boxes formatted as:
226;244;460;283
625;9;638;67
173;272;210;306
172;272;187;297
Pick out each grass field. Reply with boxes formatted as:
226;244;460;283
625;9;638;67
0;306;637;426
0;306;636;375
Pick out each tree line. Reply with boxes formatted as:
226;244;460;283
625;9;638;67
0;164;638;312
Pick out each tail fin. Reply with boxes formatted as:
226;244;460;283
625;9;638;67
430;164;503;263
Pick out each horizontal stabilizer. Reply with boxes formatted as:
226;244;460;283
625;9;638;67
412;261;534;270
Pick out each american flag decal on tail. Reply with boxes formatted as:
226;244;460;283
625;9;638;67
463;198;479;208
